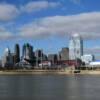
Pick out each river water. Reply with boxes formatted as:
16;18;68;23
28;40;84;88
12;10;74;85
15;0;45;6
0;74;100;100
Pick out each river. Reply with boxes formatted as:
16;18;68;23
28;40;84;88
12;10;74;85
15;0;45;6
0;74;100;100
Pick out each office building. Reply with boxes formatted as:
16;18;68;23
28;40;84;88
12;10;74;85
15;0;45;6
35;49;43;66
22;43;33;62
35;49;43;59
14;44;20;63
69;34;83;60
58;47;69;61
48;54;58;64
81;54;94;64
2;48;13;67
19;43;35;68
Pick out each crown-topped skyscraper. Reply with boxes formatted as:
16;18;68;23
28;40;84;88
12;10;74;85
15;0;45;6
69;33;83;60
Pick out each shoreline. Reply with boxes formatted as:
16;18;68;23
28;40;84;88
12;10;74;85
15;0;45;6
0;70;100;75
0;70;71;75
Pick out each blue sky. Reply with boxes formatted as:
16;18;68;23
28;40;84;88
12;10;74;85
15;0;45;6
0;0;100;59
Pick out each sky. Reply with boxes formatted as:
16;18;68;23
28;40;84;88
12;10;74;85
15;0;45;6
0;0;100;60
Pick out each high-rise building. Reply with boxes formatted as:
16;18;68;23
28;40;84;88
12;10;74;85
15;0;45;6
69;34;83;60
48;54;58;64
21;43;36;67
2;48;13;67
22;44;26;60
58;47;69;61
35;49;43;66
25;43;33;60
35;49;47;66
14;44;20;63
35;49;42;58
22;43;33;61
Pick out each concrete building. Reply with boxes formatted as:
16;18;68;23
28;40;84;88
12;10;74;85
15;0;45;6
86;61;100;69
58;47;69;61
48;54;58;64
69;34;83;60
2;48;13;68
35;49;43;60
35;49;47;66
81;54;94;65
39;61;51;68
89;61;100;66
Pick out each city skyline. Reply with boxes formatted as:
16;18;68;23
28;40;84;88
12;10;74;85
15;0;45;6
0;0;100;59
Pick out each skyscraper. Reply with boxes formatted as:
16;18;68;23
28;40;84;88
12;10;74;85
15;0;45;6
22;44;26;60
25;43;33;60
2;48;13;67
69;34;83;60
48;54;58;64
14;44;20;63
22;43;34;61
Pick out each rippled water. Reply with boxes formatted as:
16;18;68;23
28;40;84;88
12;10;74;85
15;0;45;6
0;74;100;100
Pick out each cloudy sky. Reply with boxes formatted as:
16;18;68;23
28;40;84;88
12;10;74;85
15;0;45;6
0;0;100;59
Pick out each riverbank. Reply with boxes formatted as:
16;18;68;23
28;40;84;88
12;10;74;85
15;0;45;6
0;70;72;75
0;70;100;75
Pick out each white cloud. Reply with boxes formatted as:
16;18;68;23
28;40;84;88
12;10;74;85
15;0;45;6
1;11;100;40
21;1;60;13
0;1;60;21
0;3;19;21
0;27;13;39
19;12;100;39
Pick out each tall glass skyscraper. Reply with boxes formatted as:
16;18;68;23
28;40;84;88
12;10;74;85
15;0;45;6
22;43;33;61
69;34;83;60
14;44;20;63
